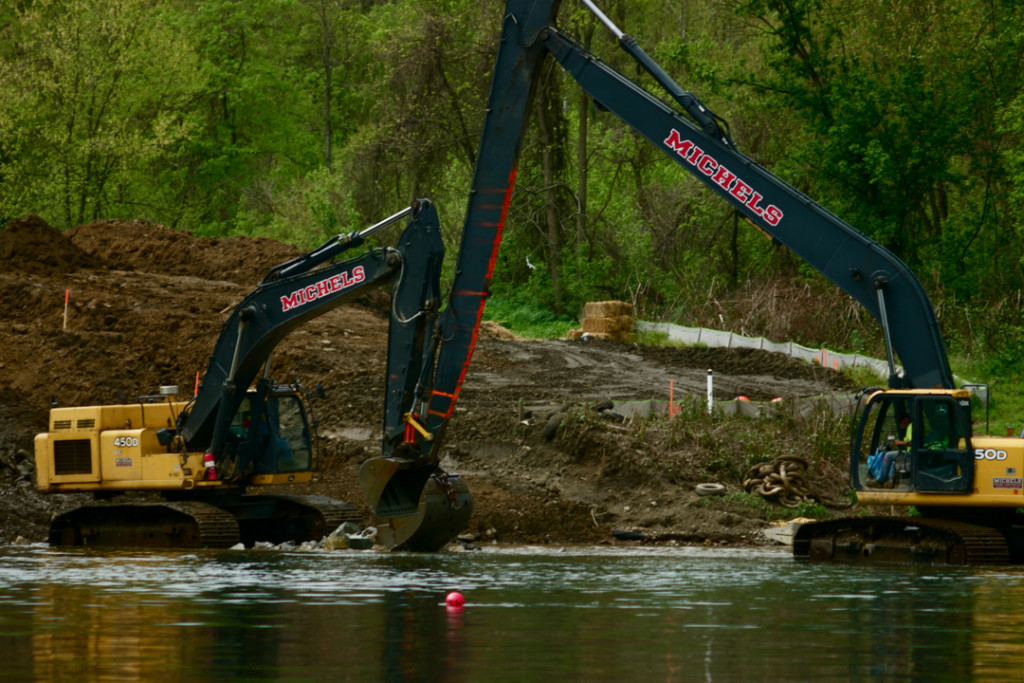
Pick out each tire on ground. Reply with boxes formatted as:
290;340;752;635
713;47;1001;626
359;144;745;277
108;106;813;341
695;482;726;497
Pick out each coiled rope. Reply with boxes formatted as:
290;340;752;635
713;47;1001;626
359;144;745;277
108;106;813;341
743;455;816;508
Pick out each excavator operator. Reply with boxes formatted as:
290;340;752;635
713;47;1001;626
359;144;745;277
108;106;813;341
894;412;913;448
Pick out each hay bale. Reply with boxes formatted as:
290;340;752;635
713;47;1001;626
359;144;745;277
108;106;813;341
583;300;633;318
580;315;633;336
581;317;616;334
573;301;634;342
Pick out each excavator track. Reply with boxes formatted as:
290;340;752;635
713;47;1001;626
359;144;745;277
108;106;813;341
793;516;1010;566
278;494;362;530
194;493;363;547
48;495;362;549
48;501;241;549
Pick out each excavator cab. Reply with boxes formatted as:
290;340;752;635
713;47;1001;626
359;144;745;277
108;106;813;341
852;389;975;495
222;385;316;484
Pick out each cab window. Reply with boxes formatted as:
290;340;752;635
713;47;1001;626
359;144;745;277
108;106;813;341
266;395;311;472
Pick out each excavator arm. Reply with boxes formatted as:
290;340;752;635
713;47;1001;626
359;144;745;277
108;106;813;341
544;19;953;390
176;200;448;484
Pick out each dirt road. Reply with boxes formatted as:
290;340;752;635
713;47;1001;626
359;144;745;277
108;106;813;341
0;217;856;546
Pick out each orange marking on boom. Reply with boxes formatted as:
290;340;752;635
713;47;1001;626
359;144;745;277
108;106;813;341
430;167;519;420
484;167;517;280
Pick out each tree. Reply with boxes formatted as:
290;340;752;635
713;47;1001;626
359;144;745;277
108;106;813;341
734;0;1024;302
0;0;203;228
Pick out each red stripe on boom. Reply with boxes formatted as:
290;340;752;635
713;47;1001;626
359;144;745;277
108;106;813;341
434;166;518;418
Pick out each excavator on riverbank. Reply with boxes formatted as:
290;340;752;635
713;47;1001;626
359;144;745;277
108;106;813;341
36;199;471;550
355;0;1019;564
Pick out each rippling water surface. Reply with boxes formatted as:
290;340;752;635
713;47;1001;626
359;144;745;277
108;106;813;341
1;543;1022;680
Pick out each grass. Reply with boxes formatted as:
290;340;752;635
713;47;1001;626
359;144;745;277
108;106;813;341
632;328;677;347
483;298;577;339
839;364;886;390
697;491;833;522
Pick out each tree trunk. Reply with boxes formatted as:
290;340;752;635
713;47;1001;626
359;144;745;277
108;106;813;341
535;76;563;311
316;0;335;168
575;20;595;248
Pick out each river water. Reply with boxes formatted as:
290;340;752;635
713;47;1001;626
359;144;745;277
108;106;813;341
0;542;1021;681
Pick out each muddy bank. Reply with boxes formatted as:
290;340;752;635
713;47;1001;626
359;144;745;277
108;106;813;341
0;217;857;547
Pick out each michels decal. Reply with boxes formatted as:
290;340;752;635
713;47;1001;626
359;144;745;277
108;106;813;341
663;129;784;227
281;266;366;312
992;477;1023;489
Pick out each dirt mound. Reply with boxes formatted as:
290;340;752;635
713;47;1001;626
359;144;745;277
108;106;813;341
480;320;522;341
0;218;856;547
1;215;100;276
67;219;301;285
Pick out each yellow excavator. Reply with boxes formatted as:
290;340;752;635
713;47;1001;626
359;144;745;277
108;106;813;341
400;0;1024;565
35;200;470;550
793;386;1022;565
397;0;1023;564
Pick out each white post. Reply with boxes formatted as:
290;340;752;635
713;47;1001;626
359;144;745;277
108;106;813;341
706;369;713;415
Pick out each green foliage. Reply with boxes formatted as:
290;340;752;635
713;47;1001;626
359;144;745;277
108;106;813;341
235;166;360;249
951;353;1024;438
0;0;1021;375
732;0;1024;305
0;0;206;228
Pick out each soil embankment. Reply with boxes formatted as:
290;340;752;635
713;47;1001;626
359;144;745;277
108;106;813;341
0;217;857;546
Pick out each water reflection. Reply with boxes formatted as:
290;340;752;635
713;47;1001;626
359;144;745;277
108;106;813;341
382;591;468;682
27;583;287;680
2;545;1024;680
970;573;1024;677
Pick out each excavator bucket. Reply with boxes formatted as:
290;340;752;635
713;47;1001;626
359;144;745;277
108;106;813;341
358;457;472;551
